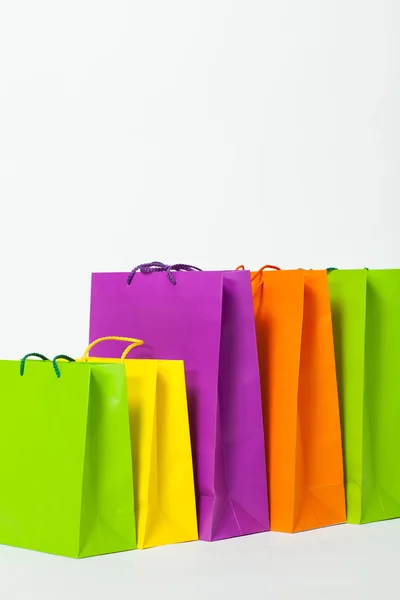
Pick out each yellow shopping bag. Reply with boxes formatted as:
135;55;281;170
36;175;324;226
80;336;198;549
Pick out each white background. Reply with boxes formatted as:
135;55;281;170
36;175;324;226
0;1;399;598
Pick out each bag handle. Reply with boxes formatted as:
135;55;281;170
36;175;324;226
327;268;369;273
52;355;75;378
20;353;75;378
20;353;50;376
120;342;143;360
127;261;202;286
236;264;281;298
236;264;281;279
81;336;144;361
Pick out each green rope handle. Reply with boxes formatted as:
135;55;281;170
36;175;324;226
20;353;75;378
20;353;50;376
327;267;369;273
52;355;75;378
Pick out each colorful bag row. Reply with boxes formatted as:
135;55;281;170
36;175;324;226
90;263;400;530
0;263;399;558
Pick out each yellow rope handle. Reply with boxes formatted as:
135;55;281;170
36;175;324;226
121;342;143;360
81;336;144;361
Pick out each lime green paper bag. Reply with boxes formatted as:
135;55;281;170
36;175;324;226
328;269;400;524
0;355;136;557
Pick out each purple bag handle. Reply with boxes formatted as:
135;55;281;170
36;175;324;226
127;261;202;286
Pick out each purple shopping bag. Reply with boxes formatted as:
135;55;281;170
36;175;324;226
89;263;270;541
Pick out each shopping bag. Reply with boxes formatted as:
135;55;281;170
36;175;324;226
0;353;136;558
89;262;270;541
328;268;400;524
242;265;346;533
79;336;198;549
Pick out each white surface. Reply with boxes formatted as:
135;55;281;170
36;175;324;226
0;0;399;597
0;521;398;599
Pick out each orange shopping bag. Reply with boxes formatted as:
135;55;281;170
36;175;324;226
238;265;346;533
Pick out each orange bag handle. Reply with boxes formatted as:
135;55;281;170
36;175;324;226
236;264;281;282
250;265;281;282
81;336;144;361
236;264;281;299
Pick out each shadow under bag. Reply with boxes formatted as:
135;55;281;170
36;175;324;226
89;264;270;541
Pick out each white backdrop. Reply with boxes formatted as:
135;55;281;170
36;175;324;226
0;1;399;597
1;0;399;359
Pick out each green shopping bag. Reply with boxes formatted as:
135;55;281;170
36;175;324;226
328;269;400;524
0;353;136;557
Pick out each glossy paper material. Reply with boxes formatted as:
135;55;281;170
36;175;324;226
89;270;270;541
328;269;400;524
252;269;346;533
82;355;198;548
0;360;136;558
